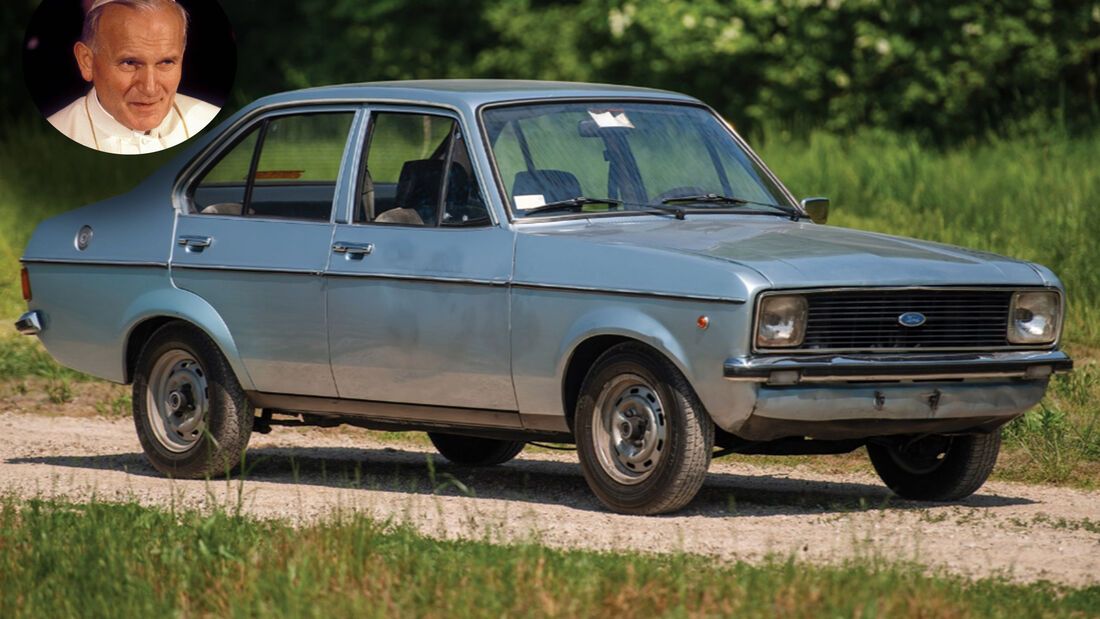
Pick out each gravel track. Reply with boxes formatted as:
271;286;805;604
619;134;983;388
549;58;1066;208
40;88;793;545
1;411;1097;586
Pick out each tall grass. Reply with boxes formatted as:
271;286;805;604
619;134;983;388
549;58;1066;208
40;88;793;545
1;497;1097;616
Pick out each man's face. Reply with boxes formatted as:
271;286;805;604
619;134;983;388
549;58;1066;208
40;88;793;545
74;4;185;132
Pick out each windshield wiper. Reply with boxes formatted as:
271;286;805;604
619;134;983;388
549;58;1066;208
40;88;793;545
522;196;688;220
661;193;800;220
521;196;622;215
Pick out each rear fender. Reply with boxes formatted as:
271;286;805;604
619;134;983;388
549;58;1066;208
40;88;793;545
120;287;255;390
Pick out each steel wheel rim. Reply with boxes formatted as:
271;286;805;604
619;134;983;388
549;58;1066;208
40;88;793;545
145;348;209;453
591;373;667;485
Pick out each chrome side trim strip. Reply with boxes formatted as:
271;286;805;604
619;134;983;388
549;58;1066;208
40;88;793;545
171;264;323;275
724;350;1074;383
248;392;522;429
326;271;508;286
15;311;42;335
512;281;745;304
20;258;168;268
145;262;510;285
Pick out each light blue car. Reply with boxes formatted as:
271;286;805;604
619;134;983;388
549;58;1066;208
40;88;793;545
16;80;1073;514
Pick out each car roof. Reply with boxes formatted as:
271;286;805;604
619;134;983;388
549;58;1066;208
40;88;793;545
245;79;702;112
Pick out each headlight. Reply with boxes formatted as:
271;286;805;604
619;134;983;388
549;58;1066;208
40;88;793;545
1007;291;1061;344
756;295;808;348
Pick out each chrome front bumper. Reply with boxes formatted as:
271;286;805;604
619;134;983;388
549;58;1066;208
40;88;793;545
724;350;1073;385
14;311;43;336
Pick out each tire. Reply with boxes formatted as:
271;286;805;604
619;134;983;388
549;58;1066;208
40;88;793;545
427;433;526;466
867;431;1001;501
574;343;714;515
132;322;254;478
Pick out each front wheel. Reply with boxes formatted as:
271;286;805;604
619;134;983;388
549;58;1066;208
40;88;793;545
575;343;714;515
132;322;253;478
867;431;1001;501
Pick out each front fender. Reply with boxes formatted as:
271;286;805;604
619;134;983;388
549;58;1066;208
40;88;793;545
120;286;255;391
556;306;693;384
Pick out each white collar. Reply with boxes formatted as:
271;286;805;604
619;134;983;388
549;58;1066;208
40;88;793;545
83;89;188;151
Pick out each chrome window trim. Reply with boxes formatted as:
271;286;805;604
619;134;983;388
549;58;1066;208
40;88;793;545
172;103;365;223
750;286;1065;354
350;104;502;228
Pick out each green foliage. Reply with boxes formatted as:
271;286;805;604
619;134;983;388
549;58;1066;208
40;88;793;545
2;498;1098;616
4;2;1097;137
473;0;1100;138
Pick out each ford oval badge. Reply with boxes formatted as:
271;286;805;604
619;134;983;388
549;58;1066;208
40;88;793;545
898;312;926;327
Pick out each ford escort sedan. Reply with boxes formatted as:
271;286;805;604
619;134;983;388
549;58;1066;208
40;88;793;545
17;80;1073;514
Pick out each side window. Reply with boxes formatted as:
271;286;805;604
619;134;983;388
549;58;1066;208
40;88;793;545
191;127;259;215
191;111;354;221
356;112;489;227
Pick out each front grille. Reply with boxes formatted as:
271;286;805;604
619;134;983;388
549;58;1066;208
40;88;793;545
797;289;1014;351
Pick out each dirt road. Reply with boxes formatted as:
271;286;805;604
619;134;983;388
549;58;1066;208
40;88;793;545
2;410;1097;586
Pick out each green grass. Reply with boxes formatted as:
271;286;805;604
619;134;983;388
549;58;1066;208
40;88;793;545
1;497;1097;617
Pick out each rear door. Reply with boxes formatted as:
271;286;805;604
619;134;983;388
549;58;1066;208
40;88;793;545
172;107;360;397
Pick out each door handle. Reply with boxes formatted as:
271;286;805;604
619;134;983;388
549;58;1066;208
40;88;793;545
332;242;374;256
177;235;212;248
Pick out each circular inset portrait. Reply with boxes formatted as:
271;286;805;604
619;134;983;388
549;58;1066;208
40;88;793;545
24;0;236;155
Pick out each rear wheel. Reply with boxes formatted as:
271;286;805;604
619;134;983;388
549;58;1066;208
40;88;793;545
132;322;253;478
427;433;526;465
867;431;1001;501
575;343;713;515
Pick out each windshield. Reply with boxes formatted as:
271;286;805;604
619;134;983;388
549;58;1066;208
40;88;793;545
481;101;794;219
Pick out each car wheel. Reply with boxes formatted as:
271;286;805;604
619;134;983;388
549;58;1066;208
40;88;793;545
427;433;526;465
575;343;714;515
132;322;253;478
867;431;1001;501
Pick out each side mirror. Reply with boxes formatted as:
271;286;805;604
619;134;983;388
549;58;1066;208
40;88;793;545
800;197;829;225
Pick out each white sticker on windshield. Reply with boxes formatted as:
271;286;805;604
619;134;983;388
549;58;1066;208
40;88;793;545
588;110;635;129
514;194;547;210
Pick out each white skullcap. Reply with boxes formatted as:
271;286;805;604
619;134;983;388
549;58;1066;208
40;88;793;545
88;0;177;11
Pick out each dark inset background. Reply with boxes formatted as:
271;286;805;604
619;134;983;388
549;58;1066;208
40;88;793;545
23;0;236;118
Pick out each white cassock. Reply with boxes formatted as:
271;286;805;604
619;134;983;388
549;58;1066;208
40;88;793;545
47;90;220;154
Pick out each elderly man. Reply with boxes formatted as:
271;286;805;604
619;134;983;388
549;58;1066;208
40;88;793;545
48;0;219;154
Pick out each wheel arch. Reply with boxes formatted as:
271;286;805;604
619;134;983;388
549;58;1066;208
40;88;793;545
120;289;255;390
558;310;696;432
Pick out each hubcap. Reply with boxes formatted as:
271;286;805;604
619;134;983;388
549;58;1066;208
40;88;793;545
145;349;208;453
591;373;667;485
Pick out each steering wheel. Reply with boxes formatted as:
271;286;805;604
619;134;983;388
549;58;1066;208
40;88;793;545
651;186;709;204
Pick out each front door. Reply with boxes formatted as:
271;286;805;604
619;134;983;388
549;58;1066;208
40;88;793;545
325;109;516;411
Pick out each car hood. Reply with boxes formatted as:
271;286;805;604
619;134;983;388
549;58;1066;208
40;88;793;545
522;216;1047;290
